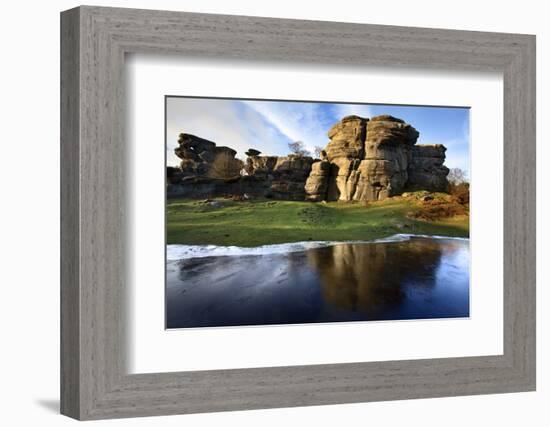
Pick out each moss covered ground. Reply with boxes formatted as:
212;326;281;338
166;193;469;247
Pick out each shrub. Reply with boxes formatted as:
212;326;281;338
448;182;470;205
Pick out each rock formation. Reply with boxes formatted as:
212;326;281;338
168;133;243;198
169;135;314;200
304;115;449;202
244;154;314;200
245;148;262;157
304;161;331;202
174;133;240;177
169;115;449;201
408;145;449;192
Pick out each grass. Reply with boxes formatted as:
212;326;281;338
166;193;469;247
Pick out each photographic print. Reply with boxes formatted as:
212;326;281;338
165;97;470;329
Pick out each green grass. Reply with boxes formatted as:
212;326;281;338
166;195;469;247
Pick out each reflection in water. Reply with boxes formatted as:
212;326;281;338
166;237;469;329
308;240;443;315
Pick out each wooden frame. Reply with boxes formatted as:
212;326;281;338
61;5;536;420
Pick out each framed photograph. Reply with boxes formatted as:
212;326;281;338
164;97;471;329
61;6;536;420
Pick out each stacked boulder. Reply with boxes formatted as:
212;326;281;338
169;133;243;198
170;133;315;200
170;115;449;201
174;133;239;177
305;115;449;202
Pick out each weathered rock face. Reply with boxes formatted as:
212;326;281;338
170;134;314;200
245;154;314;200
408;145;449;192
174;133;240;178
244;155;278;177
169;133;244;198
306;115;448;202
356;115;418;200
305;160;331;201
169;116;450;201
325;115;367;160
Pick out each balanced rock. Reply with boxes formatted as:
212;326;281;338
245;148;262;157
174;133;216;162
174;133;241;180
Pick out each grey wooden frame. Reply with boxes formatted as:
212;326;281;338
61;5;536;420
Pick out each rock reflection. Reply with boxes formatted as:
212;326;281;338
307;239;458;315
166;237;469;328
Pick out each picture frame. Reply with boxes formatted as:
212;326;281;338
60;5;536;420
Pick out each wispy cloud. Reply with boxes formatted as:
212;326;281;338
242;100;331;154
240;100;373;155
166;98;470;176
165;98;291;165
331;103;373;120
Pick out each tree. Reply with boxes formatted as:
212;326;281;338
447;168;469;205
288;141;311;157
447;168;468;185
208;152;244;180
313;146;324;159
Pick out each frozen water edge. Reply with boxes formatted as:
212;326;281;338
167;234;469;261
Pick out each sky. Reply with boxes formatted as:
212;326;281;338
166;97;470;176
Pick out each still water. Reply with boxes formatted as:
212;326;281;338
166;236;469;329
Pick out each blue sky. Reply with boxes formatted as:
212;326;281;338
166;97;470;176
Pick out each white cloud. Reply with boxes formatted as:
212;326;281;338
242;101;375;156
333;103;373;120
166;99;438;170
165;98;290;165
242;100;331;155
